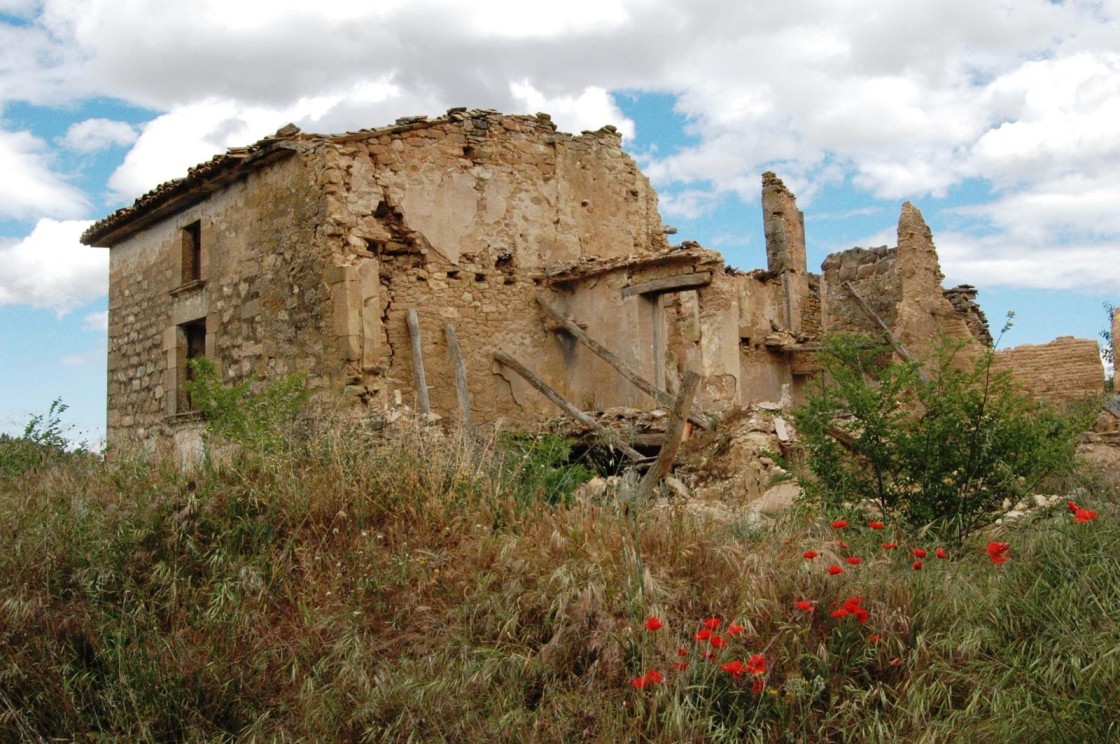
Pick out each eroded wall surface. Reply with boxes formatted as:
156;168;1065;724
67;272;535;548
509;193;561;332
993;337;1104;404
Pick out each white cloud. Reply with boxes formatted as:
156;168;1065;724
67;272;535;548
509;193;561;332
0;219;106;313
509;82;634;140
81;310;108;332
61;118;138;152
61;347;105;366
0;129;88;219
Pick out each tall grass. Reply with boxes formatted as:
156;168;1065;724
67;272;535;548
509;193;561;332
1;417;1117;742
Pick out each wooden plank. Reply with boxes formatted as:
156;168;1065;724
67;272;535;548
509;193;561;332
637;371;700;498
535;295;715;429
443;323;474;434
620;271;712;299
493;349;644;461
406;308;431;415
842;281;930;383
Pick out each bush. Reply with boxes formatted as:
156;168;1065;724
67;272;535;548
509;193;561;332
0;398;75;476
792;334;1088;543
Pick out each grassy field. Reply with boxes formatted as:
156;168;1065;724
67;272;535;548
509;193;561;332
2;417;1118;742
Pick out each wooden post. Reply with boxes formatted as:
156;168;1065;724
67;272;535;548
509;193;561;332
443;323;474;434
842;281;930;383
406;308;431;416
637;371;700;498
493;349;644;461
535;295;714;429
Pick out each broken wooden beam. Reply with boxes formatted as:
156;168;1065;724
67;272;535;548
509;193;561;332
406;308;431;415
637;371;700;498
492;349;644;461
841;281;930;383
620;271;712;299
535;295;715;429
443;323;474;434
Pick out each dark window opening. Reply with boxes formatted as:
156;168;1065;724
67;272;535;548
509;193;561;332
179;319;206;413
182;221;202;283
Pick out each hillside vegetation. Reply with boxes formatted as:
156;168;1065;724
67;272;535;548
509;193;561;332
2;374;1117;742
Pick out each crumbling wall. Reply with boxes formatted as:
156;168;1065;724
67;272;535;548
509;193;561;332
993;337;1104;404
820;246;900;335
943;285;993;347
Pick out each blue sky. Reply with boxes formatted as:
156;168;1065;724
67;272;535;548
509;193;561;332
1;0;1118;444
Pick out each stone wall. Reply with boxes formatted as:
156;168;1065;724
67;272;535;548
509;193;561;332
993;336;1104;404
943;285;993;347
820;245;900;335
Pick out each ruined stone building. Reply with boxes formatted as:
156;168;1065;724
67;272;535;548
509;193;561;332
81;109;1106;452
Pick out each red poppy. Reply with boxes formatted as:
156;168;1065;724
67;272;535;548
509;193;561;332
703;617;721;630
630;675;649;689
1073;508;1098;523
694;628;712;641
710;635;727;649
1068;500;1081;514
645;616;663;632
722;659;744;678
986;541;1010;564
869;633;883;643
935;547;948;559
794;600;814;612
645;669;663;684
677;646;688;657
752;677;767;694
828;565;843;575
803;550;819;559
832;519;849;529
675;661;688;670
912;560;923;570
912;548;927;558
868;520;885;530
746;654;766;676
830;608;849;618
728;622;745;636
881;542;898;550
846;556;862;565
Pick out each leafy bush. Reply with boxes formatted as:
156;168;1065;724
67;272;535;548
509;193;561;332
0;398;75;476
497;432;594;505
792;334;1087;543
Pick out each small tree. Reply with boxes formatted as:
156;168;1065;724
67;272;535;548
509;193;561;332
792;333;1087;544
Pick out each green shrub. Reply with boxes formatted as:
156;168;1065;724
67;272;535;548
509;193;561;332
0;398;75;476
497;432;594;506
792;334;1087;543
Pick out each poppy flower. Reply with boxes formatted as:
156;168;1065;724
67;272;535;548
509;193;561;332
752;677;767;694
746;654;766;676
803;550;819;559
912;548;927;558
674;661;688;670
832;519;849;529
1068;500;1081;514
935;547;948;559
869;633;883;643
630;675;649;689
912;560;923;570
694;628;712;641
645;616;663;632
868;520;885;530
703;617;721;630
722;659;744;678
830;608;849;618
846;556;862;565
1073;508;1098;523
710;635;727;649
728;622;745;636
827;565;844;575
986;541;1010;564
794;600;814;612
645;669;663;684
881;542;898;550
677;646;688;657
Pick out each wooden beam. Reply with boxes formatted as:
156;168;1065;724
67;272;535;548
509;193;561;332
443;323;474;434
842;281;930;383
637;371;700;498
621;271;712;299
406;308;431;416
493;349;644;461
535;295;714;429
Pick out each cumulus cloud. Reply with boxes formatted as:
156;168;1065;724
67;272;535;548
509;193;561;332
81;310;108;332
0;219;106;313
0;129;88;219
61;118;138;152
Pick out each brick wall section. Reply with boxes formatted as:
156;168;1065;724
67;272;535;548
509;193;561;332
820;246;900;335
993;336;1104;404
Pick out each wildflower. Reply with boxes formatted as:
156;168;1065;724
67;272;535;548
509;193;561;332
935;547;948;559
645;669;663;684
830;608;849;619
912;561;923;570
1073;508;1098;523
694;628;712;642
802;550;819;559
630;675;649;689
869;633;883;643
703;617;721;630
752;677;767;694
722;659;744;679
837;540;849;549
912;548;927;558
842;596;869;623
1068;500;1080;514
675;661;688;670
832;519;849;529
746;654;767;676
727;622;745;636
986;541;1010;564
794;600;814;612
645;616;663;632
868;520;885;530
881;542;898;550
828;565;843;575
677;646;688;657
710;635;727;649
846;556;862;565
